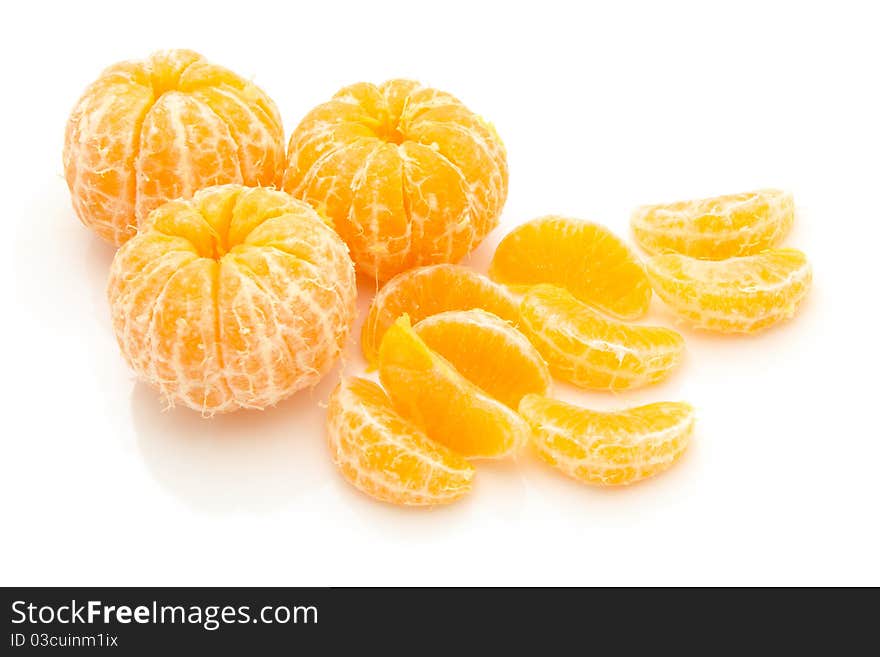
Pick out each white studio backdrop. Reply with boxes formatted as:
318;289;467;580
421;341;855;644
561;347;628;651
1;0;878;585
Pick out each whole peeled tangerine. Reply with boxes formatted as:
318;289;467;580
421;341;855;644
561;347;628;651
282;79;508;281
64;49;286;246
107;185;357;415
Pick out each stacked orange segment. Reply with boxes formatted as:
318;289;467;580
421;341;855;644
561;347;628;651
519;285;684;390
646;248;812;333
632;189;794;259
414;310;550;409
378;316;530;459
361;264;521;365
107;185;357;414
283;80;508;281
519;395;694;486
327;377;474;506
64;49;285;246
328;310;549;504
490;216;652;320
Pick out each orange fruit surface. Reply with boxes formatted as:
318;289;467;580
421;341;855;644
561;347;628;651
107;185;357;415
327;377;474;506
519;394;694;486
361;264;520;365
64;49;285;246
489;216;652;320
519;285;685;390
282;79;508;281
414;309;550;409
645;248;812;333
631;189;794;259
378;316;529;459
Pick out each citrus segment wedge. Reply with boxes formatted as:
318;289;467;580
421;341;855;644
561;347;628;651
378;316;530;459
414;310;550;409
645;248;811;333
519;285;685;390
519;394;694;486
631;189;794;259
489;216;651;320
361;264;520;365
326;377;474;506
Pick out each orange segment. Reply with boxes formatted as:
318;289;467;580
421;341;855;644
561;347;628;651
292;138;379;235
63;61;154;245
348;141;411;278
107;185;357;415
361;264;520;366
400;141;475;267
327;378;474;506
519;285;685;390
378;316;529;459
188;81;285;188
64;49;285;247
135;91;243;222
400;88;507;237
489;216;652;320
631;189;795;259
519;394;694;486
414;310;550;409
645;248;812;333
283;79;508;281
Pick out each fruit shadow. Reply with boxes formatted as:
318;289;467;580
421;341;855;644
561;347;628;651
131;371;341;515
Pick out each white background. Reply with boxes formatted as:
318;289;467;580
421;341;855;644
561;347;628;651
2;0;878;586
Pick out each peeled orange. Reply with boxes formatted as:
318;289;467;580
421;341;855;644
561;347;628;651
489;216;652;320
378;316;529;459
107;185;357;415
519;394;694;486
327;377;474;506
645;248;812;333
282;80;508;281
519;285;685;390
64;49;285;246
631;189;795;259
361;264;520;366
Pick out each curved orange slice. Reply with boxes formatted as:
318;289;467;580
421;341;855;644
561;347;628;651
645;248;811;333
378;316;530;459
489;216;651;320
414;309;550;409
326;377;474;506
361;264;521;365
519;394;694;486
631;189;794;259
519;285;684;390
